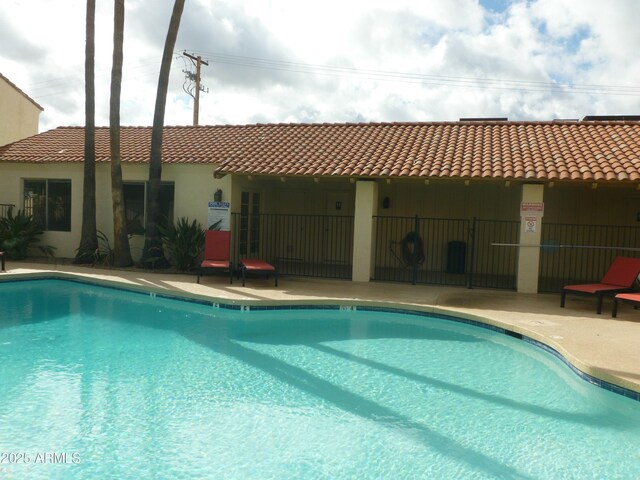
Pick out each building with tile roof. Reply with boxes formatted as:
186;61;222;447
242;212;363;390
0;73;43;147
2;120;640;181
1;120;639;293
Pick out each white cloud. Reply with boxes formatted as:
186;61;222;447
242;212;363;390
1;0;640;131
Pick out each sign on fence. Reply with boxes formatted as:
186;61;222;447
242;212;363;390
520;202;544;215
207;201;230;230
524;216;538;233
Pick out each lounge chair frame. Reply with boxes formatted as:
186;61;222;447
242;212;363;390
612;293;640;318
239;258;278;287
560;256;640;314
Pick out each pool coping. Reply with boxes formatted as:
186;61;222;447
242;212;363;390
2;270;639;402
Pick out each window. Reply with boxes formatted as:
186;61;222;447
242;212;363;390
239;191;260;255
23;179;72;231
123;182;175;235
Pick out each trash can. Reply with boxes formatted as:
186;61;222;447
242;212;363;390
447;241;466;274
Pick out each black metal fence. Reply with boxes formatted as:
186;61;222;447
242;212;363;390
373;216;520;289
0;203;14;219
229;213;354;279
471;219;520;289
374;216;469;286
220;213;639;292
539;223;640;293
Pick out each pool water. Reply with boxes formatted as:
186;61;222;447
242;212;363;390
1;279;639;479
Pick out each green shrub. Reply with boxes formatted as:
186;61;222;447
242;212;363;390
159;217;205;272
0;209;55;260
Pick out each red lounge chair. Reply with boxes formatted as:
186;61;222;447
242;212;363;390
239;258;278;287
612;292;640;318
0;251;4;272
197;230;233;284
560;256;640;314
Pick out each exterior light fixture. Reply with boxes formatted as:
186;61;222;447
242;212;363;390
214;189;222;202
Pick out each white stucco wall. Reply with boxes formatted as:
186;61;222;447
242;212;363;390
0;162;228;260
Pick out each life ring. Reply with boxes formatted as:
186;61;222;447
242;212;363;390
401;231;425;266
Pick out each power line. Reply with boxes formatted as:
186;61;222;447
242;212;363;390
27;61;183;100
184;50;640;97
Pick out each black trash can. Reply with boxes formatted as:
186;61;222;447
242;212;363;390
447;241;466;274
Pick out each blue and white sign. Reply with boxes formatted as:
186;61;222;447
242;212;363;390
207;201;231;231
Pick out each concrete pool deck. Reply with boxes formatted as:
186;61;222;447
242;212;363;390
2;260;639;396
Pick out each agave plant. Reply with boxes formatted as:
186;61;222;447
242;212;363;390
0;209;55;260
159;217;205;272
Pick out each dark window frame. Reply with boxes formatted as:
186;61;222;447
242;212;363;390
123;181;175;235
23;179;72;232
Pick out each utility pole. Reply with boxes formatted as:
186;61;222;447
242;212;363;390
182;51;209;126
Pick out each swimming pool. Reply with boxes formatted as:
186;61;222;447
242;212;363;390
1;278;639;479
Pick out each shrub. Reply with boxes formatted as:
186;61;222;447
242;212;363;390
0;209;55;260
159;217;205;272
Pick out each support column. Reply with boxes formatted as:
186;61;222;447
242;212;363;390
352;181;378;282
517;184;544;293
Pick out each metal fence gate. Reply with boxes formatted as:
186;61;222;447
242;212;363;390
229;213;354;279
373;216;520;289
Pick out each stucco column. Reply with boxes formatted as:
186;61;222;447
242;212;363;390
517;184;545;293
352;180;378;282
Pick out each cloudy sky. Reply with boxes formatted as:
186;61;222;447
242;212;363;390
2;0;640;132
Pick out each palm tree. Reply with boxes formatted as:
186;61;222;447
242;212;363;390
109;0;132;267
74;0;98;264
142;0;185;268
141;0;186;268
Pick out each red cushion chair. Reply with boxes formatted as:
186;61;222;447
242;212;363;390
561;256;640;314
239;258;278;287
197;230;233;284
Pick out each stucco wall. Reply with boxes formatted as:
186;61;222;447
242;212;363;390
0;162;227;260
543;183;640;226
0;77;41;146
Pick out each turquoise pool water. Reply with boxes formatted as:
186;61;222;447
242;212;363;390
0;279;639;479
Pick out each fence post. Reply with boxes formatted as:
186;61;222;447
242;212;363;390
467;217;476;289
412;215;419;285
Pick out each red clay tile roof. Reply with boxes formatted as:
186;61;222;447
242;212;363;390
2;121;640;182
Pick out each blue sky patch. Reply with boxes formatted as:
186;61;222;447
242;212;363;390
479;0;512;13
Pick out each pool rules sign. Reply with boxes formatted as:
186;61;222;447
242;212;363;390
207;202;231;231
520;202;544;233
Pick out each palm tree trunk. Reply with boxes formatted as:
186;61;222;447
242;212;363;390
109;0;132;267
141;0;186;268
74;0;98;264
